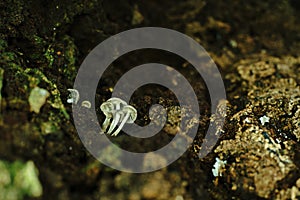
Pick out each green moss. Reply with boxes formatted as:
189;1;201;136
33;35;45;46
44;45;55;67
0;160;43;200
0;39;7;51
24;68;70;119
0;38;69;134
61;35;78;81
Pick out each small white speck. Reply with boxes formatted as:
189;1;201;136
212;157;227;177
245;117;251;123
276;138;281;144
259;115;270;126
229;39;238;48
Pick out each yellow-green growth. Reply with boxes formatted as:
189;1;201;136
0;160;43;200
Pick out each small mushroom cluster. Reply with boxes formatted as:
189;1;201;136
100;97;137;136
67;89;91;108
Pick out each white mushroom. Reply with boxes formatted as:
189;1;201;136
107;97;127;110
100;97;137;136
111;105;137;136
100;101;115;133
67;89;79;104
107;110;124;135
105;98;128;134
81;100;91;108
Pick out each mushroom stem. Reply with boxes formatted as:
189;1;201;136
107;112;121;134
111;111;130;136
101;117;112;133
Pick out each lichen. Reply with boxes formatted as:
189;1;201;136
28;87;50;113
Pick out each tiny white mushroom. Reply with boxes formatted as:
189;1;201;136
107;110;124;135
100;101;115;133
67;89;79;104
105;98;128;134
81;100;91;108
111;105;137;136
107;97;127;110
100;97;137;136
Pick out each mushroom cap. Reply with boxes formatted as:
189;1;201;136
100;101;114;116
67;89;79;104
107;97;127;110
81;100;91;108
122;105;137;123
